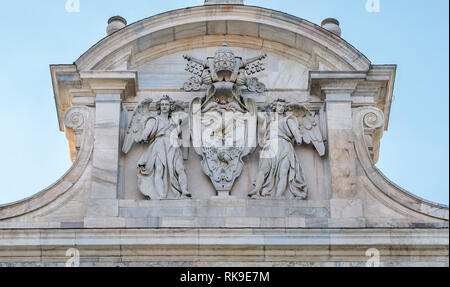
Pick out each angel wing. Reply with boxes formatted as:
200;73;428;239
122;98;154;154
286;103;326;156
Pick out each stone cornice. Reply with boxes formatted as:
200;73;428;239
309;67;396;132
74;5;371;71
0;228;447;247
50;65;80;131
51;70;138;134
80;70;138;98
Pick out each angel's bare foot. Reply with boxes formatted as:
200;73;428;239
249;189;261;199
261;190;272;197
180;192;192;199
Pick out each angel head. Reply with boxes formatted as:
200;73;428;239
270;98;287;115
155;95;185;117
155;95;174;116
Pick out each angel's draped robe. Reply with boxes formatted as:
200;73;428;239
137;116;187;199
257;115;308;199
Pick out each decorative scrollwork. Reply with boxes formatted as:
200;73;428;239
352;107;450;220
183;44;267;92
213;45;237;73
352;107;385;164
183;44;266;194
183;76;203;92
362;109;385;130
203;146;244;184
246;77;266;93
63;106;90;131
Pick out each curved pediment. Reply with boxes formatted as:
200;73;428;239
0;2;447;268
1;3;447;232
75;5;370;72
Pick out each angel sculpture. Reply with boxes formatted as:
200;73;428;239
122;95;192;200
249;99;325;200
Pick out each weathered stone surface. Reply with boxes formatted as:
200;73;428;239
0;3;447;267
1;228;445;267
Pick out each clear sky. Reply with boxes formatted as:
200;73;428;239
0;0;448;205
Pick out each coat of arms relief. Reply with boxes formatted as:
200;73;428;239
123;44;326;200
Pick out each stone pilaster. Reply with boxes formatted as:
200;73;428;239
311;74;364;225
86;93;122;219
325;93;357;199
79;72;137;227
325;93;365;226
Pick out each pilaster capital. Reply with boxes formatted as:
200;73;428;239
309;71;365;100
80;70;138;100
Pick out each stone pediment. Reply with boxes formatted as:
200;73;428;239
0;2;447;267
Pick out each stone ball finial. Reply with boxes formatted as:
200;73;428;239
107;16;127;36
321;18;342;37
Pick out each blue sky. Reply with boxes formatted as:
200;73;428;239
0;0;448;205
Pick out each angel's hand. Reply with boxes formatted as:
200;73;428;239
138;164;147;173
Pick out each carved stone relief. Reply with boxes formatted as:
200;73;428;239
122;44;328;200
250;99;326;199
185;44;265;195
122;96;191;200
63;106;93;160
182;43;267;93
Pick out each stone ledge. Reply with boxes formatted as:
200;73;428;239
0;228;447;247
0;228;447;267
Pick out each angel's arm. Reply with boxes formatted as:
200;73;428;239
140;118;158;143
287;117;303;145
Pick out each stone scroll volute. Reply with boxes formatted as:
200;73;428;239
63;106;94;161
